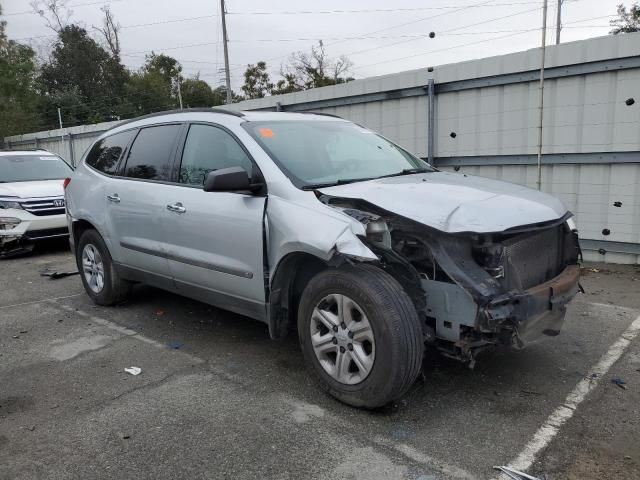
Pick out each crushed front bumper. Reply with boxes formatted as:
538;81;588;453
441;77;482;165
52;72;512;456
0;210;69;257
485;265;580;346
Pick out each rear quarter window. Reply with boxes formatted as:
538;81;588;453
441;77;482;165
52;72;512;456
85;130;136;175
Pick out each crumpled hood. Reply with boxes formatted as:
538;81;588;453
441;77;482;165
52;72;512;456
0;180;65;199
318;171;568;233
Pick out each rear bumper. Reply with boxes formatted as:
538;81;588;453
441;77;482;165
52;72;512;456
485;264;580;346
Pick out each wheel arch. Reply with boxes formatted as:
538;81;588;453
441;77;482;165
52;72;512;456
268;251;330;340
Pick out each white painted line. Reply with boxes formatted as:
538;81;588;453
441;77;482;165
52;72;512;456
48;301;204;364
374;436;478;480
496;314;640;478
0;293;83;310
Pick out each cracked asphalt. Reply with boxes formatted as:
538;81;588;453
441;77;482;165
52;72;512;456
1;240;639;480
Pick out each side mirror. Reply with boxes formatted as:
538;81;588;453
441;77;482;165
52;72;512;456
203;166;260;193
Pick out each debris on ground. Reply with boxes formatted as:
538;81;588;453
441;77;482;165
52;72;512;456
154;310;165;316
40;270;80;279
167;342;183;350
124;367;142;376
493;465;543;479
611;377;627;389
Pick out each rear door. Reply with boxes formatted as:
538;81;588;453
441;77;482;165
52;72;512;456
105;123;183;286
160;123;267;320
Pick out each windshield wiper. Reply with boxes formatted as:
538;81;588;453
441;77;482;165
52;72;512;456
302;177;376;190
377;168;432;179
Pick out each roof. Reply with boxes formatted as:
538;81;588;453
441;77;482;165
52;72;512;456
0;149;54;156
106;108;347;138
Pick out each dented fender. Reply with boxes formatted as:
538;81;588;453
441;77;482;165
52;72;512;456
265;195;376;281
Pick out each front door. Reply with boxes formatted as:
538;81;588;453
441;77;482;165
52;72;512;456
160;123;267;320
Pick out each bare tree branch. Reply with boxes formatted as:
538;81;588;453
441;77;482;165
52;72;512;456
30;0;72;33
93;6;121;58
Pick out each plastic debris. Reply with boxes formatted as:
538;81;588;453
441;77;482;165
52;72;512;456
40;271;80;279
611;377;627;389
493;466;542;480
124;367;142;376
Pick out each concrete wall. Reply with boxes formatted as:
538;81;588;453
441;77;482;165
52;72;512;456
5;32;640;263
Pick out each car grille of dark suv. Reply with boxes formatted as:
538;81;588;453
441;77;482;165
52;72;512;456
502;225;565;290
20;197;66;216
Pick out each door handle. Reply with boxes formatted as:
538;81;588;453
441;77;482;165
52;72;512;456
166;202;186;214
107;194;120;203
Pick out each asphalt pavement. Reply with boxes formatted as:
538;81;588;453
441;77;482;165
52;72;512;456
1;240;639;480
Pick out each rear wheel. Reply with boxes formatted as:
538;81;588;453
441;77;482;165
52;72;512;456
298;264;423;408
76;229;130;305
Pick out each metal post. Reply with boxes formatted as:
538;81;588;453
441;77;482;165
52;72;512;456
536;0;548;191
555;0;562;45
177;78;184;109
275;101;283;112
220;0;232;104
427;78;435;165
67;134;75;167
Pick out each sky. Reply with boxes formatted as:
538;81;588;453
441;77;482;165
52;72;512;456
1;0;630;92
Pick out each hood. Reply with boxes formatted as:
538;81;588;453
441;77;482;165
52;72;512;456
0;180;65;199
318;171;568;233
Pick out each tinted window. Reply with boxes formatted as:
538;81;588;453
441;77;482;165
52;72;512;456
179;124;253;186
0;154;72;182
85;130;136;175
124;125;181;181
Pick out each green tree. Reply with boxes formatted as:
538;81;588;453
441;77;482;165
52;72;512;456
181;76;224;107
0;3;43;138
39;24;129;127
610;2;640;34
241;61;274;99
143;52;182;97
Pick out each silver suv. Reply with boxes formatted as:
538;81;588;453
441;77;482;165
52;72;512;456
65;109;580;408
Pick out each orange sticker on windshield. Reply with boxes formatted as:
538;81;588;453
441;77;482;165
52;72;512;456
258;127;274;138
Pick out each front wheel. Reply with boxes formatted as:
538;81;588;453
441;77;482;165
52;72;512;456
298;264;423;408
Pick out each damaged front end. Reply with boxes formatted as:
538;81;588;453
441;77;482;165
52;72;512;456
322;196;581;366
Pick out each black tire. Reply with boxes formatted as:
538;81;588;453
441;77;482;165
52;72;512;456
297;264;423;408
76;229;130;305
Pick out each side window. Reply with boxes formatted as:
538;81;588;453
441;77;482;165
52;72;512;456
123;124;181;181
179;124;253;186
85;130;136;175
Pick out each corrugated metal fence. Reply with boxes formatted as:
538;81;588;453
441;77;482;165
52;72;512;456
5;33;640;264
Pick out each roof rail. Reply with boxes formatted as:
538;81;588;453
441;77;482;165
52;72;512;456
298;111;343;119
0;148;48;152
114;107;244;129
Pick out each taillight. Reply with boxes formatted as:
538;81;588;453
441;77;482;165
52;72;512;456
63;177;71;189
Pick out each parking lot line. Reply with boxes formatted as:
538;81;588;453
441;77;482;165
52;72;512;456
0;293;83;310
496;312;640;478
48;300;205;365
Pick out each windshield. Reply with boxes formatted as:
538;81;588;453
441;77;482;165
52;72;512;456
243;120;433;188
0;154;72;183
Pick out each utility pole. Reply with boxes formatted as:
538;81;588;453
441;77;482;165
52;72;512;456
536;0;548;191
177;77;183;109
555;0;563;45
220;0;232;104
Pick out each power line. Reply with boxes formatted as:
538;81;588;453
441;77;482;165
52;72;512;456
2;0;124;16
226;2;547;16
